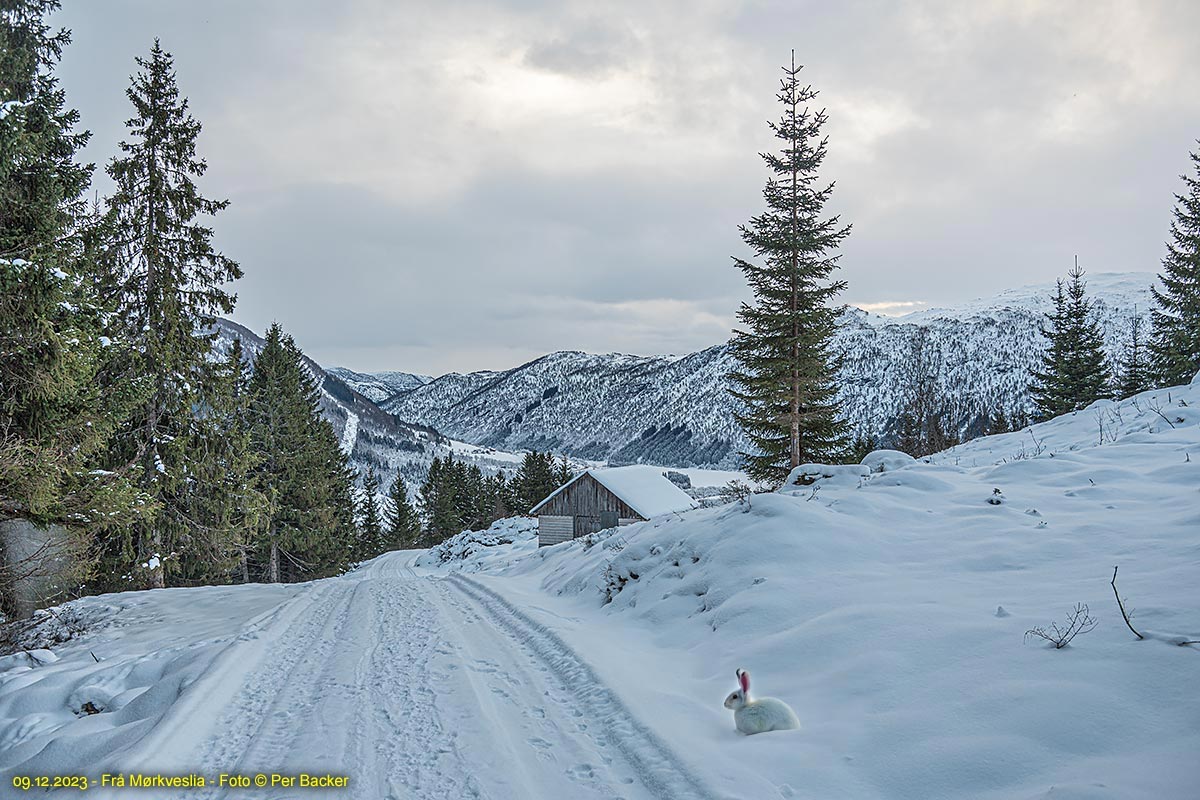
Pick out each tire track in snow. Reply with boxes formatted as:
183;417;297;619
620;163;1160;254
169;559;481;800
445;573;723;800
357;567;485;799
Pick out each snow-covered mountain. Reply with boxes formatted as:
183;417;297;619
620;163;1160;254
210;320;519;491
358;272;1154;468
325;367;432;404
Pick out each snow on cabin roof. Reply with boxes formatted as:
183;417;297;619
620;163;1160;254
530;465;699;519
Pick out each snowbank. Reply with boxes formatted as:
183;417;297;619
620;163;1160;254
413;517;538;572
0;583;303;780
466;379;1200;799
2;379;1196;799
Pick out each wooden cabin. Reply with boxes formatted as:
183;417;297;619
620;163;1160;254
530;465;699;547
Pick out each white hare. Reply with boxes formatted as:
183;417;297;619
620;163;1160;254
723;668;800;735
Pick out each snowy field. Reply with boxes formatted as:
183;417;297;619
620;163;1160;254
1;378;1197;799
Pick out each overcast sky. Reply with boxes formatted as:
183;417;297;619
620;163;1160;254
53;1;1200;375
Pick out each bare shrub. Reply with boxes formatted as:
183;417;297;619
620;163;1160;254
1025;603;1098;649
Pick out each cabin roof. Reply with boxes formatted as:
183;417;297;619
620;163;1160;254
530;465;699;519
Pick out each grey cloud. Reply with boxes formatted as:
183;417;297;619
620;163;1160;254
524;20;640;78
50;1;1200;374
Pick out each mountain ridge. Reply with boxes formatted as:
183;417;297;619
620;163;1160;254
332;272;1154;468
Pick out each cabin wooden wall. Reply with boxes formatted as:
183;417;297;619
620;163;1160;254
538;515;573;546
537;473;642;520
536;473;646;546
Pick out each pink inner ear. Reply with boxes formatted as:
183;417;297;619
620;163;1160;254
739;671;749;693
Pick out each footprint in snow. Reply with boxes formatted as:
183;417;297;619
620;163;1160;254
566;763;596;783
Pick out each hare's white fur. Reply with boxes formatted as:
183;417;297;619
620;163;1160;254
723;668;800;735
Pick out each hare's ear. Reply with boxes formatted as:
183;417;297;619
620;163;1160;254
737;669;749;694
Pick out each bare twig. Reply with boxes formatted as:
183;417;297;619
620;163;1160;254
1147;397;1178;429
1111;566;1144;640
1028;428;1046;456
1025;603;1098;649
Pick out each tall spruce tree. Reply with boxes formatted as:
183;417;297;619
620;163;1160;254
1149;142;1200;386
172;338;265;585
247;325;356;582
1029;262;1111;420
385;475;421;550
420;456;468;543
98;40;243;588
1116;313;1151;398
356;466;384;560
1;1;142;612
729;53;850;484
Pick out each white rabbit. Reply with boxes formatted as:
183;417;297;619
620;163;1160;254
723;668;800;735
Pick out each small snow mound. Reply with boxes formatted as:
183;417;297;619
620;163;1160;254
861;449;916;473
782;462;869;489
68;684;118;716
1192;370;1200;385
415;518;537;568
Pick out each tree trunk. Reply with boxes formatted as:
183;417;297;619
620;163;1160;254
147;528;165;589
269;537;279;583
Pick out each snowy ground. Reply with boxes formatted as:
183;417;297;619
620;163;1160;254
2;379;1198;799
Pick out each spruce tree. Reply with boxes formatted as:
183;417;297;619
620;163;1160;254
459;463;485;531
729;53;850;485
510;451;559;513
1030;263;1111;420
983;406;1012;436
385;475;421;550
172;338;265;585
99;40;243;588
247;325;356;581
356;466;384;560
419;456;458;543
1;1;141;611
1150;142;1200;386
1029;280;1072;418
556;456;573;486
481;471;510;526
1116;313;1151;398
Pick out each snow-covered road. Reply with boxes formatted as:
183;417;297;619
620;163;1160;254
134;554;716;800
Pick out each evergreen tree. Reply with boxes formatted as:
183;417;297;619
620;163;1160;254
481;471;510;525
983;406;1011;437
1029;262;1111;420
384;475;421;550
1;1;142;611
1116;313;1151;398
556;456;573;486
172;338;265;585
1150;142;1200;386
729;53;850;485
247;324;356;582
843;434;877;464
356;466;384;560
509;451;559;514
420;456;462;544
98;40;243;587
1029;279;1072;418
